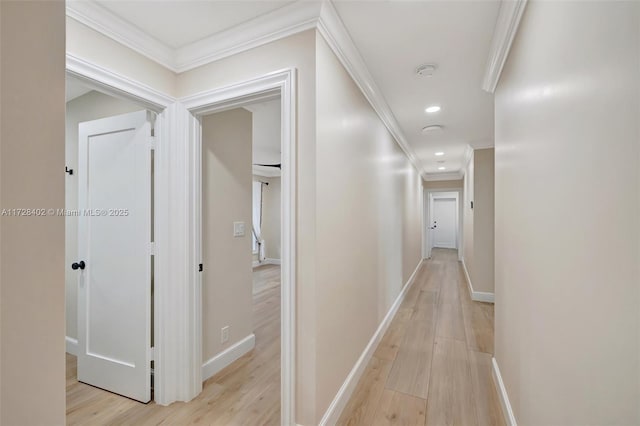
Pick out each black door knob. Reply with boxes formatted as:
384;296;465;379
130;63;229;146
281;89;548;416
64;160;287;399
71;261;86;270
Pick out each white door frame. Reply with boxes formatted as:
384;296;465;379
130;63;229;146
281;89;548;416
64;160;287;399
424;188;463;260
180;68;297;426
66;54;192;405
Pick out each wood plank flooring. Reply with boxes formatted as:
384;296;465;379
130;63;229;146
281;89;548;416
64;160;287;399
66;264;281;426
338;249;504;426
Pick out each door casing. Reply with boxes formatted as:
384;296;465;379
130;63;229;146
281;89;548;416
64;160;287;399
424;187;463;260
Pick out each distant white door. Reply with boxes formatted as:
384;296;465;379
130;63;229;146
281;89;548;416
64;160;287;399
76;110;152;403
432;197;457;249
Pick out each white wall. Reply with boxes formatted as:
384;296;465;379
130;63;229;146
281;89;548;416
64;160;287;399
1;1;66;423
65;90;142;340
315;35;423;420
202;108;254;362
494;2;639;423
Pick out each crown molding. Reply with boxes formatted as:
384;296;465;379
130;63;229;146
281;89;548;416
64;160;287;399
174;1;322;73
66;0;426;177
481;0;528;93
316;1;426;178
66;1;175;71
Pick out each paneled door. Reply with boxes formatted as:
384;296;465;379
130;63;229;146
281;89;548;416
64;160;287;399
75;110;152;402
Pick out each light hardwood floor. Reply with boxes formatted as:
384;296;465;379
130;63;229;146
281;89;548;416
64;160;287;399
338;249;504;426
66;264;281;426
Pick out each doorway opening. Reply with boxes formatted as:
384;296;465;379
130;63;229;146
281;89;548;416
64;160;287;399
198;96;282;423
65;74;157;406
425;189;462;260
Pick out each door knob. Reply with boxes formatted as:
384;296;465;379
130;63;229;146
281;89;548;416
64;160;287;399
71;261;86;270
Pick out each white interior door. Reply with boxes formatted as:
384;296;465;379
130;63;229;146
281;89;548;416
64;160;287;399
432;197;457;249
76;110;152;403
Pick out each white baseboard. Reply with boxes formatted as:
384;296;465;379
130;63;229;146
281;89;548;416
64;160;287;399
318;260;424;425
461;258;495;303
252;260;260;268
202;333;255;381
492;357;517;426
66;336;78;356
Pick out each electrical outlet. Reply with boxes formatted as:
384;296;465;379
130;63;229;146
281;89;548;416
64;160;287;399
221;326;230;343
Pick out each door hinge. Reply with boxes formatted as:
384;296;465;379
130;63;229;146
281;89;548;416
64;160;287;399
148;136;156;148
198;263;203;272
149;242;155;256
65;166;73;175
149;346;154;361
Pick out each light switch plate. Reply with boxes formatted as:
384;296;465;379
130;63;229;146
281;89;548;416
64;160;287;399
233;221;245;237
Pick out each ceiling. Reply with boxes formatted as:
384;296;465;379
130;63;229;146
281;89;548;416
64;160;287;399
334;0;499;175
95;1;294;49
69;0;500;178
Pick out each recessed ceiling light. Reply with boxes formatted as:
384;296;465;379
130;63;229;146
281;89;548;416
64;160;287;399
422;125;444;133
438;166;446;170
435;152;444;156
425;106;441;113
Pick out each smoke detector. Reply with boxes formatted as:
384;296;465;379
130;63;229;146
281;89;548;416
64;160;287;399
416;63;438;77
422;125;444;133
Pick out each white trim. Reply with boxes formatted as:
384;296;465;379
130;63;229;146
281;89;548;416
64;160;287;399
66;0;321;74
482;0;528;93
154;103;203;405
202;334;256;381
66;53;174;111
66;336;78;356
265;258;281;265
461;258;495;303
316;1;425;179
65;1;427;179
174;2;322;73
180;68;296;426
425;188;463;261
492;357;517;426
66;2;175;71
319;260;424;425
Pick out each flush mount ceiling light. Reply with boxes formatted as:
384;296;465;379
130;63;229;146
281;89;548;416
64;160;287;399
435;152;444;156
425;105;441;113
438;166;446;170
422;125;444;134
415;63;438;77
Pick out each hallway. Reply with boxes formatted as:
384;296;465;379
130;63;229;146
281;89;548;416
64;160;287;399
339;249;503;425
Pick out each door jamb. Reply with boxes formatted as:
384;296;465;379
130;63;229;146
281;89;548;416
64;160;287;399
424;188;463;260
65;53;176;402
180;68;297;426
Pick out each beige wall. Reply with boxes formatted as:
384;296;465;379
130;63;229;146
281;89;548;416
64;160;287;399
423;179;462;190
463;152;475;285
66;17;176;96
202;108;254;361
254;175;281;261
472;149;494;294
314;35;423;420
65;91;141;340
0;1;66;424
462;148;494;294
495;1;639;423
177;30;319;423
